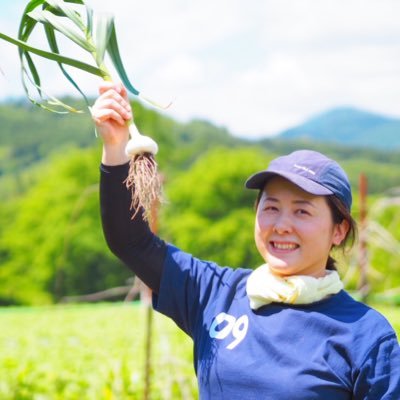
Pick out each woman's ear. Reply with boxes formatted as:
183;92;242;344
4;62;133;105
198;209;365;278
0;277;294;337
332;219;350;246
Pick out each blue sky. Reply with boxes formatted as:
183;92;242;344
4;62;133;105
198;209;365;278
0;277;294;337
0;0;399;138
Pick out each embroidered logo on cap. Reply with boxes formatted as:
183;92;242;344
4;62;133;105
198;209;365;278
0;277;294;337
294;164;316;175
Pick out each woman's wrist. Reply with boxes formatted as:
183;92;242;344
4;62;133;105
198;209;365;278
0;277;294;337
102;142;130;166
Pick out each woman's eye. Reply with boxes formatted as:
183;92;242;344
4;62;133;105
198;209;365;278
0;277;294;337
296;209;310;215
264;206;278;212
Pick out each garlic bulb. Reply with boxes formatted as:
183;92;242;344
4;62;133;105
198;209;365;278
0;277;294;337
125;123;158;157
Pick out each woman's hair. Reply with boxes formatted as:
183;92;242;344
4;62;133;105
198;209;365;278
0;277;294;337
325;195;357;270
254;191;358;271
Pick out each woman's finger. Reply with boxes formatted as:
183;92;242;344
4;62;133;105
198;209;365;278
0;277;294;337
102;91;130;110
98;81;128;100
92;93;132;119
91;108;126;126
98;81;120;94
99;97;131;118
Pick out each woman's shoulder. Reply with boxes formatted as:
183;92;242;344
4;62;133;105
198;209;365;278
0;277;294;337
165;244;252;279
163;244;253;300
327;290;398;342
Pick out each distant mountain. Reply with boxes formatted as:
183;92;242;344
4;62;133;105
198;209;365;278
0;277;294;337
1;100;400;198
277;107;400;150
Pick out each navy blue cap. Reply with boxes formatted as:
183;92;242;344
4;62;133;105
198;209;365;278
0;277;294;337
245;150;352;210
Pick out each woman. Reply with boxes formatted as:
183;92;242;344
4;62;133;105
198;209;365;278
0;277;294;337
92;82;400;399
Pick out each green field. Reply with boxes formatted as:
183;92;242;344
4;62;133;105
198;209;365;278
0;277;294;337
0;303;196;400
0;302;399;400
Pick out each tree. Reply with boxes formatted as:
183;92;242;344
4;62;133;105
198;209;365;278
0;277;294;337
0;147;130;305
161;147;275;268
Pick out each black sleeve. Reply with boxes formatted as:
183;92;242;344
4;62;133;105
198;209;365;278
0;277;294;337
99;162;167;293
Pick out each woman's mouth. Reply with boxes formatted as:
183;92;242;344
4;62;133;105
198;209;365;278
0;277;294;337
270;241;299;251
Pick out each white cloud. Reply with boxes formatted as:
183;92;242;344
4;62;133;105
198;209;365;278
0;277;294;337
0;0;399;138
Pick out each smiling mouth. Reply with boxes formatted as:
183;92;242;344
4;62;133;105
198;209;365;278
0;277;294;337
270;242;299;250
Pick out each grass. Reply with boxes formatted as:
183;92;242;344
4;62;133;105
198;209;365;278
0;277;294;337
0;301;399;399
0;302;196;400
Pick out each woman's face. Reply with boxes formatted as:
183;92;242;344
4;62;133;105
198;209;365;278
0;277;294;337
254;176;348;277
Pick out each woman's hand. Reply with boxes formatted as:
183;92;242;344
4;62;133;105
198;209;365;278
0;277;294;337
91;81;132;165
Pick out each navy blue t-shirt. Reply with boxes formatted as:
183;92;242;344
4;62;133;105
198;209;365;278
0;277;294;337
154;245;400;399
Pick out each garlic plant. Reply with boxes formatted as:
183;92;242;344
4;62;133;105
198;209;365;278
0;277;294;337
0;0;165;221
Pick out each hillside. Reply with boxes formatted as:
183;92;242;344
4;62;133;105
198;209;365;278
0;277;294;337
0;99;239;177
278;107;400;150
1;100;400;198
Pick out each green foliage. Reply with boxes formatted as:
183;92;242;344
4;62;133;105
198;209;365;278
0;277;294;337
0;147;130;305
0;101;93;180
341;158;400;195
162;147;273;268
367;202;400;292
0;100;236;189
336;194;400;298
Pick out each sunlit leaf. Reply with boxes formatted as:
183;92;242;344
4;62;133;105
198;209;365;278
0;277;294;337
21;61;82;113
44;24;89;105
21;51;43;100
28;9;94;52
94;13;113;66
18;0;44;40
85;4;94;38
45;0;86;32
106;21;139;96
0;32;105;77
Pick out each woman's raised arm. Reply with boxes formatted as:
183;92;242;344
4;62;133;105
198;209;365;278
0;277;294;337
93;82;167;293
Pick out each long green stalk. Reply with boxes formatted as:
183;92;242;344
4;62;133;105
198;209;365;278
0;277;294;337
0;0;164;220
0;0;141;111
0;31;106;78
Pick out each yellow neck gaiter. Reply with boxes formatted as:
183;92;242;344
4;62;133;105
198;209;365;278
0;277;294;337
246;264;343;310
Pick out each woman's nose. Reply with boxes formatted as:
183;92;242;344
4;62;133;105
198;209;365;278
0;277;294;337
272;213;293;234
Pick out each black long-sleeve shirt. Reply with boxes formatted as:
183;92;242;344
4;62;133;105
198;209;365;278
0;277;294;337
100;163;166;293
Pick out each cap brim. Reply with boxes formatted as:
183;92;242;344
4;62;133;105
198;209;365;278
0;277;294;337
245;170;333;196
